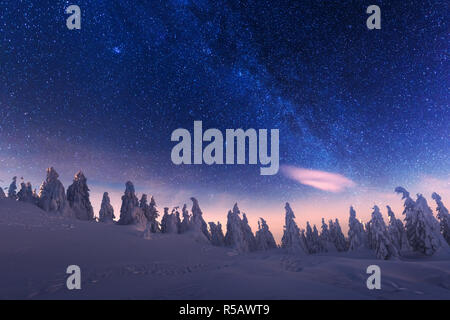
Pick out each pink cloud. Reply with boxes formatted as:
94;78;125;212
281;166;356;192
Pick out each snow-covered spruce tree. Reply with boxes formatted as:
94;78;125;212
415;193;447;248
8;176;17;200
329;219;348;252
319;218;333;252
313;225;326;253
225;203;249;252
209;221;225;246
281;203;307;254
169;207;180;233
117;181;145;226
140;197;154;240
161;207;179;234
99;192;115;223
348;206;366;251
395;187;443;255
366;205;399;260
160;207;170;233
143;196;159;232
305;222;325;254
241;213;257;251
305;222;316;253
179;204;190;234
0;187;6;199
38;167;73;217
432;192;450;245
67;171;95;221
17;182;36;204
387;205;409;252
190;197;210;240
255;218;277;251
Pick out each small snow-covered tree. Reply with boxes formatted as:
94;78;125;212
8;176;17;200
147;196;160;233
17;182;36;204
67;171;95;221
348;206;366;251
329;219;348;252
190;197;210;240
431;192;450;246
241;213;257;251
281;203;307;254
367;205;399;260
387;205;409;253
320;218;334;252
143;222;153;240
225;203;248;252
140;194;157;230
117;181;144;226
38;167;73;217
179;204;190;234
305;222;325;254
161;207;179;234
312;225;326;252
395;187;443;255
209;221;225;246
255;218;277;251
160;207;170;233
99;192;115;223
0;187;6;199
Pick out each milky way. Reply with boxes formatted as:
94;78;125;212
0;0;448;230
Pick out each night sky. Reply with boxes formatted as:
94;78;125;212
0;1;448;238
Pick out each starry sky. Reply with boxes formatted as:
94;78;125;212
0;0;448;240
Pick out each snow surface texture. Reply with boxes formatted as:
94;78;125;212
0;199;449;300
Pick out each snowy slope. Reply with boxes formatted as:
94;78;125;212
0;199;449;300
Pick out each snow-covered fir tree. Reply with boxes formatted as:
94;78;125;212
0;187;6;199
117;181;144;226
312;225;326;252
395;187;444;255
366;205;399;260
160;207;170;233
415;193;447;248
8;176;17;200
190;197;210;240
161;207;179;234
305;222;325;253
17;181;37;204
139;194;152;227
387;205;409;253
329;219;348;252
432;192;450;245
348;206;366;251
147;196;160;233
281;203;307;254
320;218;334;252
179;204;190;234
225;203;249;252
169;207;180;233
241;213;257;251
209;221;225;246
98;192;115;223
255;218;277;251
38;167;73;217
67;171;95;221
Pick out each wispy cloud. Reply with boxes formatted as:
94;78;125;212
281;165;356;192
